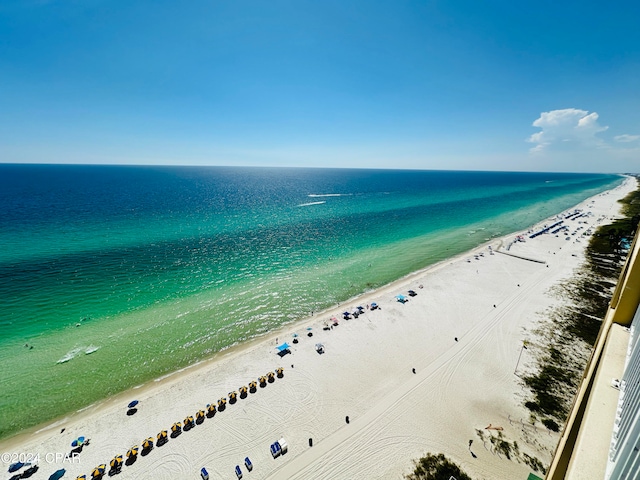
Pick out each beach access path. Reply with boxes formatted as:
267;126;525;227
1;177;635;480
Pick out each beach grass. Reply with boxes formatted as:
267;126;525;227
522;176;640;424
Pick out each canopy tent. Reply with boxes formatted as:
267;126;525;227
276;342;291;357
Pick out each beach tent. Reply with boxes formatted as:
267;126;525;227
396;295;406;303
370;302;378;309
127;400;139;409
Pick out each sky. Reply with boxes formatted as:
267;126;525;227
0;0;639;173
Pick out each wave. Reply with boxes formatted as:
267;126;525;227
56;347;85;364
307;193;351;197
297;201;326;207
56;345;99;363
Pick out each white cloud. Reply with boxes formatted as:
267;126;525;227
528;108;608;153
614;134;640;143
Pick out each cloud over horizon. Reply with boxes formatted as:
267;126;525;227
528;108;608;153
614;134;640;143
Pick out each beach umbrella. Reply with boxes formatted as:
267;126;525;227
207;403;216;414
49;469;66;480
228;391;237;399
71;436;86;448
171;422;181;432
259;376;267;384
127;400;139;409
267;371;275;379
8;462;24;473
248;380;257;389
142;437;153;450
157;430;168;441
239;385;247;394
90;464;105;478
276;367;284;377
196;409;205;419
185;415;194;426
217;398;226;407
110;455;123;468
126;446;138;458
76;476;87;480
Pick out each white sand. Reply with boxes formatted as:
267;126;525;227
1;178;635;480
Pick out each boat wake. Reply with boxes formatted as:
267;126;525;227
297;201;326;207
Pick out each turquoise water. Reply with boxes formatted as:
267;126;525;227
0;165;623;438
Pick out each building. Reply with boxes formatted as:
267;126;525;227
546;227;640;479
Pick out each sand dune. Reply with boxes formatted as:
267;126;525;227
1;178;634;480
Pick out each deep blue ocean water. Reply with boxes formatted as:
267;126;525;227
0;165;623;438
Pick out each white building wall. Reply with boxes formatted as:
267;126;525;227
608;304;640;480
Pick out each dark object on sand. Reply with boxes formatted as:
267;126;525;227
345;415;350;424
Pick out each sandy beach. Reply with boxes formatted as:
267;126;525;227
1;177;635;480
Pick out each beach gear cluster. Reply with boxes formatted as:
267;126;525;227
73;367;284;480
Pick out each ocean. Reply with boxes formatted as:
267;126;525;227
0;165;623;439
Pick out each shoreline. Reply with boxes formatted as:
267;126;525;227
1;177;634;479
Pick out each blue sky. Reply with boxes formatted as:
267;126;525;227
1;0;639;172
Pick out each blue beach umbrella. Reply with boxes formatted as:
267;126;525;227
127;400;139;409
48;468;66;480
8;462;24;473
71;436;85;447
